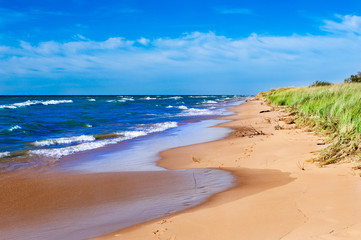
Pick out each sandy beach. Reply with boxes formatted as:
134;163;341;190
3;1;361;239
2;99;361;240
96;99;361;240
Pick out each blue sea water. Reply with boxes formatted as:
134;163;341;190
0;95;244;166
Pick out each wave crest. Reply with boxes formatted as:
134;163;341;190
30;121;178;158
0;152;10;158
178;108;215;116
33;135;96;147
8;125;22;131
0;100;73;109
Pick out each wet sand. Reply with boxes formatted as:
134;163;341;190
98;100;361;240
0;117;235;240
0;168;234;240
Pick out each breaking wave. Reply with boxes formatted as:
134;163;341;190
177;108;216;116
166;105;188;110
107;97;134;103
0;152;10;158
8;125;22;131
0;100;73;109
29;121;178;158
33;135;96;147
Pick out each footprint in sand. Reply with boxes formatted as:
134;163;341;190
153;227;167;239
158;219;167;224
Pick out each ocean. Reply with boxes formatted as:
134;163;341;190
0;95;244;169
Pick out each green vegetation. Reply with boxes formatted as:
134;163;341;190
344;72;361;83
310;81;332;87
260;83;361;164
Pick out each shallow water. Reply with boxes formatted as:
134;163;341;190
0;95;244;168
1;119;236;240
1;169;234;240
63;119;232;172
0;96;243;239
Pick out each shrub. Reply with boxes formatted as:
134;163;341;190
344;72;361;83
310;81;332;87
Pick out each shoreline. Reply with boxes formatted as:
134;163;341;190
97;99;361;240
0;106;238;240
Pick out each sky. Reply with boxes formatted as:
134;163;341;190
1;0;361;94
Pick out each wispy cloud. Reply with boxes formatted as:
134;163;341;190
1;14;361;94
0;7;68;26
214;7;253;15
321;14;361;34
0;8;28;25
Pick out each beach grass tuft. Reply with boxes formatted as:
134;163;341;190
259;83;361;164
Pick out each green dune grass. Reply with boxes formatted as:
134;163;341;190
259;83;361;164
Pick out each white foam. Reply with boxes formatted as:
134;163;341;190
121;130;148;138
107;97;134;103
41;100;73;105
167;96;183;100
8;125;21;131
142;97;157;100
88;99;96;102
0;152;10;158
117;121;178;137
13;100;38;107
121;97;134;101
33;135;96;147
189;95;211;98
0;105;16;109
203;100;217;104
166;105;188;109
148;121;178;132
0;100;73;109
30;140;114;158
178;108;215;116
30;122;178;158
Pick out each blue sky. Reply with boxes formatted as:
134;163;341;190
1;0;361;94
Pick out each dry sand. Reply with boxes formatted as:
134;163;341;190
97;100;361;240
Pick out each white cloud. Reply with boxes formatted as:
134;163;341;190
73;34;88;40
321;14;361;34
1;14;361;94
138;37;150;46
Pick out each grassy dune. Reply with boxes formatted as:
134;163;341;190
259;83;361;164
